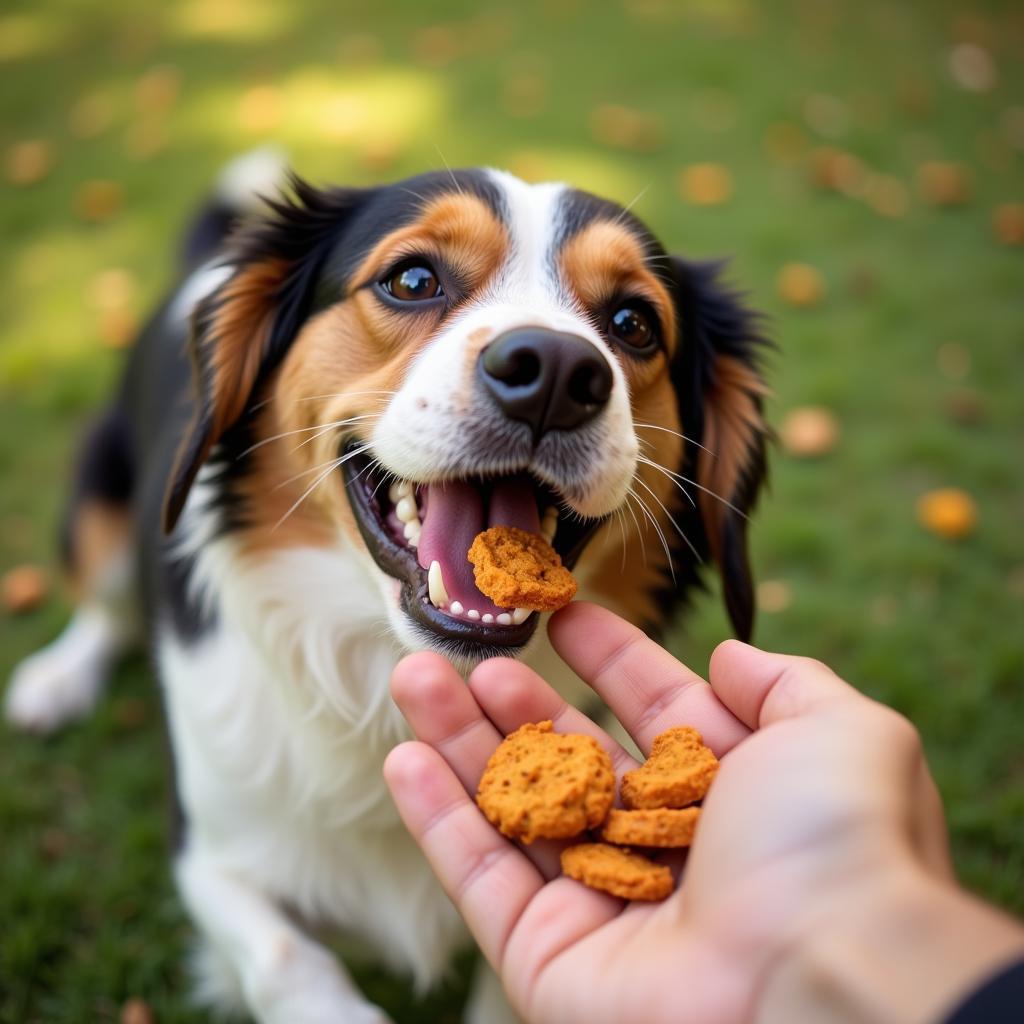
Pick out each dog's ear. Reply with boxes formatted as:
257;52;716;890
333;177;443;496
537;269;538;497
162;177;366;533
669;257;770;641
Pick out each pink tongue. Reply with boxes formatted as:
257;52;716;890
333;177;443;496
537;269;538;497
418;477;541;613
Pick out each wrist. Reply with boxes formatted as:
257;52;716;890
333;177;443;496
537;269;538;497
759;861;1024;1024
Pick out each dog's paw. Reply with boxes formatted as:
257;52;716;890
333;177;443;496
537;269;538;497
4;647;104;734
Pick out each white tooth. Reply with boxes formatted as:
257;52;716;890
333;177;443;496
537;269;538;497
511;608;531;625
388;481;409;503
540;517;557;544
496;613;512;625
428;560;450;609
467;609;480;620
450;600;464;615
482;613;494;624
404;521;420;547
395;495;418;524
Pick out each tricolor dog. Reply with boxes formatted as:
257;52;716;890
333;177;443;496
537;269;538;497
6;153;769;1023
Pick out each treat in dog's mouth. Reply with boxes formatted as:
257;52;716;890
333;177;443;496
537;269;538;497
341;442;602;651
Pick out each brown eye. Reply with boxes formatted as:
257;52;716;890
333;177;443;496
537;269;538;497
383;261;442;301
609;305;655;349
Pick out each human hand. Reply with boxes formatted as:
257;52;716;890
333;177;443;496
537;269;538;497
385;602;1023;1024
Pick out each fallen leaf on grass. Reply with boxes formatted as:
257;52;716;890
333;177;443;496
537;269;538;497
2;564;50;614
75;180;124;222
589;104;664;153
917;161;971;207
809;146;864;195
121;998;155;1024
779;406;839;457
992;203;1024;246
757;580;792;614
6;140;53;186
678;163;733;206
916;488;977;541
777;263;825;308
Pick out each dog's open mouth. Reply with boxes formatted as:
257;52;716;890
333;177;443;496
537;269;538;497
341;443;603;652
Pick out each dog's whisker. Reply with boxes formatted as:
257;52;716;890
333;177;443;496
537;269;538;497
292;390;397;405
370;465;396;503
434;145;465;196
623;492;648;567
634;474;701;567
273;444;373;529
616;183;651;222
238;415;379;460
613;506;629;573
628;486;673;581
636;454;698;510
272;454;354;492
291;414;381;455
349;455;383;489
249;388;395;414
634;421;717;459
650;461;749;521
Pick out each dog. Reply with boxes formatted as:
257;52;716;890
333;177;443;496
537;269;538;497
5;151;769;1023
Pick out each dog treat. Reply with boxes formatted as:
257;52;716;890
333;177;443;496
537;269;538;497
620;726;719;810
561;842;674;901
467;526;577;611
599;806;701;848
476;720;614;843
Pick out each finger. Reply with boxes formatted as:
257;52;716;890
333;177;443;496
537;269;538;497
548;602;750;756
708;639;862;730
383;741;545;968
390;652;504;795
468;658;641;777
914;763;955;881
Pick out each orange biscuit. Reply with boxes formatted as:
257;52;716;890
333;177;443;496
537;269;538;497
476;721;614;844
561;842;674;901
467;526;577;611
599;807;701;848
620;726;719;809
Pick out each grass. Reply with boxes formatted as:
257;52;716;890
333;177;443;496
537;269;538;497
1;0;1022;1020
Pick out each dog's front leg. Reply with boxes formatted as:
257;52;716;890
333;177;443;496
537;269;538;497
176;843;392;1024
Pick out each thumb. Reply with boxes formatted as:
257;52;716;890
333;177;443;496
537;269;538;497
709;639;866;731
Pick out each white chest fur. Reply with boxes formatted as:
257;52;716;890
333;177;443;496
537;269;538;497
159;540;467;988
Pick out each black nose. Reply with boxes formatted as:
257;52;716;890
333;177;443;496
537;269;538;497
477;328;613;439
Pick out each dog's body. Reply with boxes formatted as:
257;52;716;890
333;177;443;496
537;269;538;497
6;155;768;1023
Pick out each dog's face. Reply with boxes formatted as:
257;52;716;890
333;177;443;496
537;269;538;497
164;169;768;662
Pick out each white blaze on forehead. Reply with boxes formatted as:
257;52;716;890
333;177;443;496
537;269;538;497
483;169;571;312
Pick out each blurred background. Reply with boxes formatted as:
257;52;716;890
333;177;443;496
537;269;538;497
1;0;1022;1020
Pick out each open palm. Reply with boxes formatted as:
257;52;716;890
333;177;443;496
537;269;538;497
384;602;952;1024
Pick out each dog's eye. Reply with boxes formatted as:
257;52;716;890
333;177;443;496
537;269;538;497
608;304;656;350
383;261;442;302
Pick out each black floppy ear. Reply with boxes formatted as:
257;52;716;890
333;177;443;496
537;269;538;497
669;257;770;642
162;177;366;533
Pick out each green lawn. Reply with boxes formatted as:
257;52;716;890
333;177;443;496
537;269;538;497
2;0;1022;1020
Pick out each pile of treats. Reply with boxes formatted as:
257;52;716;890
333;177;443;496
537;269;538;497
476;721;719;901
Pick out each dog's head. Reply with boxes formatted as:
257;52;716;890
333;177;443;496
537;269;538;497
164;169;769;662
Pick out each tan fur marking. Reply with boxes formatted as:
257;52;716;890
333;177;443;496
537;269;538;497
350;194;508;295
559;221;677;353
207;257;289;437
697;355;768;561
231;292;430;555
69;499;132;599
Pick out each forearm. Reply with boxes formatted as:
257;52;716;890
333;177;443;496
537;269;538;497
758;867;1024;1024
